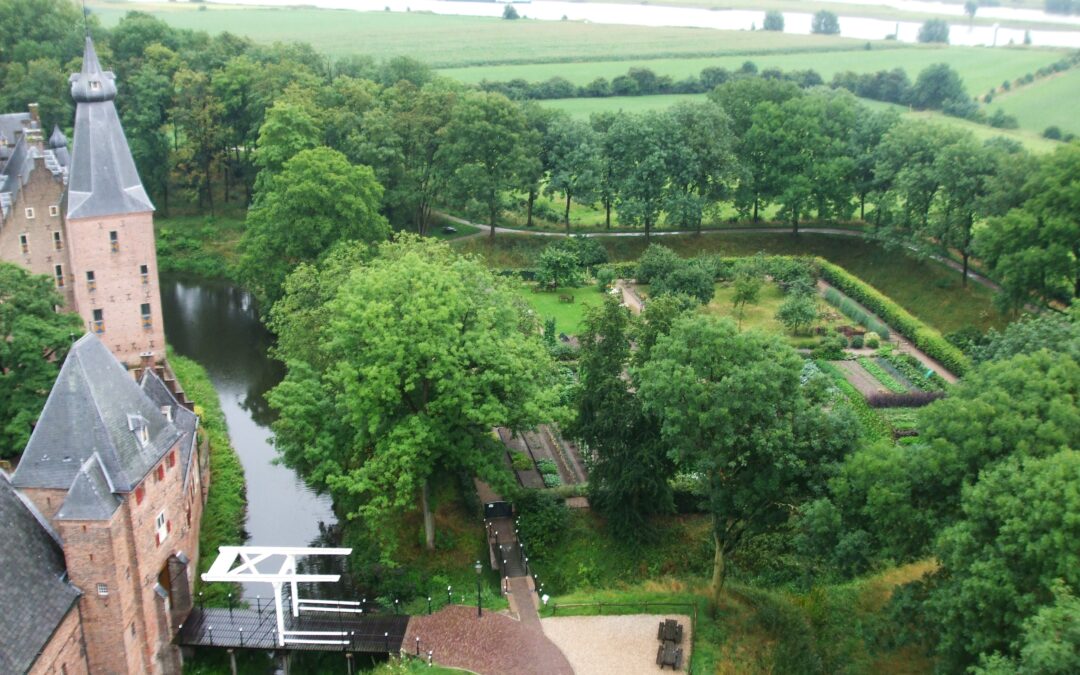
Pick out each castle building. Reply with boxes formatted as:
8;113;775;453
0;38;206;674
0;37;164;367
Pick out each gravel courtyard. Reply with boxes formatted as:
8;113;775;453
541;614;693;674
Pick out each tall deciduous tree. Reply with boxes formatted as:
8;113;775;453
666;102;737;233
439;91;529;237
637;315;855;605
0;263;83;457
170;68;225;211
269;236;556;554
607;111;671;241
546;116;601;231
238;147;389;305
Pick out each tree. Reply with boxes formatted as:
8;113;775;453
923;451;1080;670
731;273;763;327
636;315;856;605
666;102;738;233
811;11;841;35
170;68;225;211
253;98;323;178
928;133;996;286
268;236;556;554
546;117;601;231
536;245;582;289
1021;141;1080;299
606;112;671;241
0;58;71;131
635;244;681;284
439;91;529;237
502;3;520;20
570;296;673;542
918;19;951;44
776;293;819;335
964;1;979;22
973;305;1080;364
0;264;83;458
763;10;785;31
908;63;968;110
238;147;390;306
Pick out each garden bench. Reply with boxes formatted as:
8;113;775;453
658;619;683;643
559;294;574;303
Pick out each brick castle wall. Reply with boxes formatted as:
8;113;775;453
27;604;90;675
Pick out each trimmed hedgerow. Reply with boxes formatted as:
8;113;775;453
817;259;969;376
816;360;890;443
865;391;946;408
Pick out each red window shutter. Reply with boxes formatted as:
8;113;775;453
155;532;161;546
135;486;144;505
168;451;176;468
157;465;164;481
166;520;172;534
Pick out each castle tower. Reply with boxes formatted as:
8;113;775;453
65;37;164;366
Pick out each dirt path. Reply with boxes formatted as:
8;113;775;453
542;614;694;674
834;360;890;397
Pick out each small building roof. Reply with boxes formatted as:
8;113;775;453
0;473;81;674
66;37;153;220
11;334;184;495
56;454;122;521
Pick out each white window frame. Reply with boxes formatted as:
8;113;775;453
49;205;59;217
24;207;34;219
155;511;168;545
97;583;108;597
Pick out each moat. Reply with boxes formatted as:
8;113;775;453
161;274;338;597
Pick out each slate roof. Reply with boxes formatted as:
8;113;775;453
140;368;199;485
0;472;81;674
11;334;184;495
56;454;122;521
0;112;68;221
66;37;153;220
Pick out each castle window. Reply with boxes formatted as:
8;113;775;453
86;270;96;292
135;485;144;505
90;81;101;91
140;264;149;284
96;583;108;597
53;231;62;250
109;230;119;253
155;511;168;545
54;264;64;288
24;207;34;219
19;234;28;254
49;205;59;217
167;450;176;469
157;464;165;481
141;302;152;330
92;308;104;334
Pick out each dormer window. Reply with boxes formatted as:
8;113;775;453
127;414;150;447
90;81;101;91
161;405;172;423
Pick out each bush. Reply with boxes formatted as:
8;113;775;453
812;335;847;360
817;259;969;375
865;334;880;349
511;452;534;471
636;244;680;283
515;491;569;559
851;334;864;349
650;259;715;305
536;458;559;476
596;266;616;291
1044;126;1064;140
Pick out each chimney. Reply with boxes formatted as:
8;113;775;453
139;351;154;375
28;103;40;126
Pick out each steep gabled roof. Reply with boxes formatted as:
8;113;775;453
0;473;81;674
66;37;153;220
56;454;122;521
140;368;199;483
11;334;182;494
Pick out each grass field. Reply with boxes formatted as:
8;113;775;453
986;68;1080;136
441;45;1065;95
456;232;1007;333
514;284;602;335
695;281;844;346
89;2;861;67
542;93;710;118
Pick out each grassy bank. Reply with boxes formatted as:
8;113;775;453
987;67;1080;136
455;232;1006;334
168;351;247;607
156;215;244;281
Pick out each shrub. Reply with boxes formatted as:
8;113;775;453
812;335;847;360
865;334;880;349
636;244;680;283
1044;126;1063;140
542;473;562;488
511;452;534;471
851;334;864;349
651;259;715;305
595;266;616;291
817;259;969;375
515;491;569;559
536;458;559;476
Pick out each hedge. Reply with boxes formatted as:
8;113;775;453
169;351;247;607
816;259;969;376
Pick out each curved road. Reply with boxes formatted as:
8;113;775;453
442;214;1003;293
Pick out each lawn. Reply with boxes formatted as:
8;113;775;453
455;232;1007;334
89;2;857;68
513;284;602;336
542;93;710;118
440;45;1065;96
986;67;1080;136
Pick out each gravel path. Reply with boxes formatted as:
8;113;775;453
541;614;693;674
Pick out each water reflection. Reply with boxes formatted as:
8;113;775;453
161;275;339;599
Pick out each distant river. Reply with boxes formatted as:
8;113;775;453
160;0;1080;47
161;275;339;599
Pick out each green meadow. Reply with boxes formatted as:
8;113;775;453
986;67;1080;136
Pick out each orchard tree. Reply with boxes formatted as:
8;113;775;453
776;293;819;335
536;245;582;289
238;147;389;305
0;264;83;457
731;272;763;327
268;236;556;555
637;315;856;605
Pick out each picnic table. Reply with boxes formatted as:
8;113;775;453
657;619;683;643
655;642;684;670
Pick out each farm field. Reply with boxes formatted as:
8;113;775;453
440;45;1065;95
542;94;710;118
986;67;1080;136
456;232;1007;333
88;2;859;67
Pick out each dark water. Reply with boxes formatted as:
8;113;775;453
161;275;340;599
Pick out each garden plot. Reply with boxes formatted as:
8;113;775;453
832;360;891;398
498;425;588;490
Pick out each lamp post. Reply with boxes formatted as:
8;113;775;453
447;585;452;606
475;560;483;617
